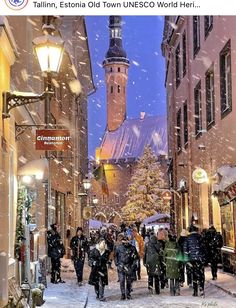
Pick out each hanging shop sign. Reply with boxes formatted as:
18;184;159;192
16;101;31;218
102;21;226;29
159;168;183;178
36;129;71;151
192;168;208;184
83;207;92;220
161;190;172;202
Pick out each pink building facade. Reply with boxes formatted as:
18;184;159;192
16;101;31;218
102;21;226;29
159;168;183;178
162;16;236;273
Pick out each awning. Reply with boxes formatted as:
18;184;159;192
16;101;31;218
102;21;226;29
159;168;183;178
89;219;103;229
213;165;236;192
18;158;48;179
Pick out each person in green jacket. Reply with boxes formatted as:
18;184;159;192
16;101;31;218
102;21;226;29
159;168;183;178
164;233;180;296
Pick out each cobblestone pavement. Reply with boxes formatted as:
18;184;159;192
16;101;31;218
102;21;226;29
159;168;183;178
86;267;236;308
44;260;236;308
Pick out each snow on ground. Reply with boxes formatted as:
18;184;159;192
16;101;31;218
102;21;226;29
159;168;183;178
43;260;236;308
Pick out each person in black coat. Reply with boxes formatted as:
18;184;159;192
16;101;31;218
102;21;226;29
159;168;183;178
177;229;192;287
143;234;163;295
70;227;88;286
47;224;65;283
205;225;223;280
115;234;139;300
88;238;109;301
184;225;206;297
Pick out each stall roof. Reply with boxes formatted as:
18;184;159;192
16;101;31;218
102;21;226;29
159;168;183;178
142;213;170;225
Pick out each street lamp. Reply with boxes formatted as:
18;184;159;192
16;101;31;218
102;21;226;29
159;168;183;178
92;196;99;206
83;177;91;191
32;24;64;74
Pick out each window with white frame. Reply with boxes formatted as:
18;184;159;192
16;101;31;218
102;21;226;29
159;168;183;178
182;31;187;77
177;108;181;152
193;16;200;56
183;102;188;145
175;43;180;88
194;81;202;136
205;68;215;127
220;40;232;115
204;16;213;38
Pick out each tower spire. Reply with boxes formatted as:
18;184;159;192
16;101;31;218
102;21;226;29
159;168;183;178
103;16;129;132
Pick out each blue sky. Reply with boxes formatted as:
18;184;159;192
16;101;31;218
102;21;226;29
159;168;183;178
86;16;166;158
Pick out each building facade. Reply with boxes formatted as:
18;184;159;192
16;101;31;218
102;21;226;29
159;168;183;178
162;16;236;273
0;16;94;306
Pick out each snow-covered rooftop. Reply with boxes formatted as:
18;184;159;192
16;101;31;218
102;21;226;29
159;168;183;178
99;115;167;160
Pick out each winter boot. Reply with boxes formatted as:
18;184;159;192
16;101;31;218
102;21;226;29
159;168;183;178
192;282;198;297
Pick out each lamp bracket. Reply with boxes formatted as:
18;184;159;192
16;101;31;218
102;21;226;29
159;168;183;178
15;123;65;141
2;91;54;119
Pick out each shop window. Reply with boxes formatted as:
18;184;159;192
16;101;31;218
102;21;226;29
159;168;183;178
220;40;232;116
206;67;215;128
102;194;107;205
182;31;187;77
177;108;181;152
204;16;213;38
193;16;200;56
221;202;235;248
115;195;120;204
194;81;202;137
183;102;188;145
175;43;180;88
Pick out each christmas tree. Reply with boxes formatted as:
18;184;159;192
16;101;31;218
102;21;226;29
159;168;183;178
122;145;168;221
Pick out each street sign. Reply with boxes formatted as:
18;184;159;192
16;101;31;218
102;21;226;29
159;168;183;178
36;129;71;151
192;168;208;184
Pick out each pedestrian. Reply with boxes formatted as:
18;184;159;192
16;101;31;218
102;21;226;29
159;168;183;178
132;227;144;280
157;228;168;289
143;233;163;295
114;233;125;282
177;229;192;287
70;227;88;286
141;224;146;239
164;233;180;296
88;238;109;301
205;225;223;280
115;234;139;300
105;228;115;269
47;224;65;284
184;224;206;297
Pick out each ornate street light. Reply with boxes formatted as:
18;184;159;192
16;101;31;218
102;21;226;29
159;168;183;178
83;177;91;192
92;196;99;206
33;24;64;74
2;23;64;120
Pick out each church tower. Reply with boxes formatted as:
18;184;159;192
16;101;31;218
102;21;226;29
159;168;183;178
103;16;129;131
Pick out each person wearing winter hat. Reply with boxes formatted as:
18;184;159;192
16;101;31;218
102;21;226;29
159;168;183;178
115;234;139;300
70;227;88;286
164;233;180;296
88;238;109;301
47;224;66;284
184;225;206;297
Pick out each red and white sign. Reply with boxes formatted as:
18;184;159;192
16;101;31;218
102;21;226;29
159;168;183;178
36;129;71;151
161;190;172;202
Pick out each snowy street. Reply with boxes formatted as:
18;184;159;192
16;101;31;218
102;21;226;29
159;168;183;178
43;260;236;308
